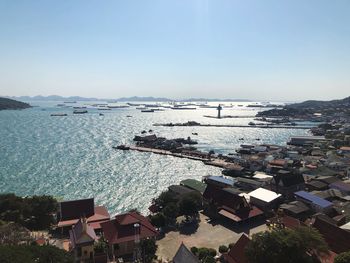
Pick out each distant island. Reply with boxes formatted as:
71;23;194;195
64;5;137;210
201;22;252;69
0;97;31;110
257;96;350;118
7;95;251;102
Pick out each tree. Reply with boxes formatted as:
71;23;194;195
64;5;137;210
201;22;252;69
156;191;177;209
0;194;57;230
150;213;166;228
178;192;202;218
0;244;73;263
162;202;179;219
246;227;329;263
94;236;108;254
140;238;158;263
219;245;228;253
335;251;350;263
0;222;32;245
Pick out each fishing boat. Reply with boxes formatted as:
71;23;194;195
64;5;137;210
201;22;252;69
73;109;88;114
141;109;154;113
51;113;68;116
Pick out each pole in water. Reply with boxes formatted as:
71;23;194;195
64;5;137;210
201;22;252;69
217;104;222;118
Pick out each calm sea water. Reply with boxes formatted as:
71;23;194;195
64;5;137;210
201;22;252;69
0;101;310;215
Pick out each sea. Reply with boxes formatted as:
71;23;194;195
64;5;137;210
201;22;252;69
0;101;311;215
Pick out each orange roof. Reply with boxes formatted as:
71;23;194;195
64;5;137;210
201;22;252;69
58;206;110;228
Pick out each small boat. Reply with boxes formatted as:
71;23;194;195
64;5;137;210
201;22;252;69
64;101;76;103
107;105;129;109
98;108;111;110
126;115;132;118
73;106;87;109
73;110;88;114
141;109;154;113
99;113;104;116
51;113;67;116
239;138;244;140
192;132;198;135
171;107;196;110
141;130;147;134
57;104;65;106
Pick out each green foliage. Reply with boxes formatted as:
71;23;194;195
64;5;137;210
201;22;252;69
163;202;179;219
178;192;202;217
140;238;158;263
150;213;166;228
219;245;229;253
94;236;108;254
0;244;73;263
0;222;32;245
0;193;58;230
203;256;215;263
228;242;235;249
156;191;177;208
335;251;350;263
191;246;198;255
246;227;329;263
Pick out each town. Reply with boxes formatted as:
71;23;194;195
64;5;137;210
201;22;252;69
1;109;350;263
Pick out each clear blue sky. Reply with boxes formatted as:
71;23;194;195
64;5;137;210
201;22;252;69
0;0;349;101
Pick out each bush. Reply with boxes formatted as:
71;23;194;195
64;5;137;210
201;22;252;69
203;256;216;263
335;251;350;263
219;245;229;253
191;246;198;255
0;194;57;230
228;243;235;249
0;244;73;263
150;213;166;228
198;248;210;260
140;238;158;263
208;248;217;257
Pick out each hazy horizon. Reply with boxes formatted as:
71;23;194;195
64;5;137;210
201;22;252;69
1;1;350;101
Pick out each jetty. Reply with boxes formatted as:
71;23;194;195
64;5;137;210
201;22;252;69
153;122;314;129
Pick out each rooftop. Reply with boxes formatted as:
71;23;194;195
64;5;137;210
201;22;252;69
295;191;333;209
248;188;281;203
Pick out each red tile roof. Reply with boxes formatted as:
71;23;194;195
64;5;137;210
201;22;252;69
101;212;157;245
224;234;251;263
58;206;110;228
219;206;263;223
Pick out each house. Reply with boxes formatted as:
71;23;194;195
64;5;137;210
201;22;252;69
101;211;157;260
294;191;333;213
235;177;264;191
203;183;263;224
203;176;234;188
223;234;251;263
270;171;305;198
172;243;199;263
288;136;327;146
329;181;350;195
69;217;97;263
248;188;281;210
280;201;311;220
312;215;350;254
305;180;328;191
57;198;110;233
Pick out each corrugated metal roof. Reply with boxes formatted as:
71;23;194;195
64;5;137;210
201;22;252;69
295;191;332;208
207;176;234;186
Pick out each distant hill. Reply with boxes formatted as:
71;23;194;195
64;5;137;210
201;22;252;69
7;95;251;102
0;97;31;110
257;96;350;117
285;96;350;109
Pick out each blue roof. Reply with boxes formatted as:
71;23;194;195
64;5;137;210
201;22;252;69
207;176;234;186
295;191;332;208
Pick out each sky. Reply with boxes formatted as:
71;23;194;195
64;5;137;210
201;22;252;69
0;0;349;101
